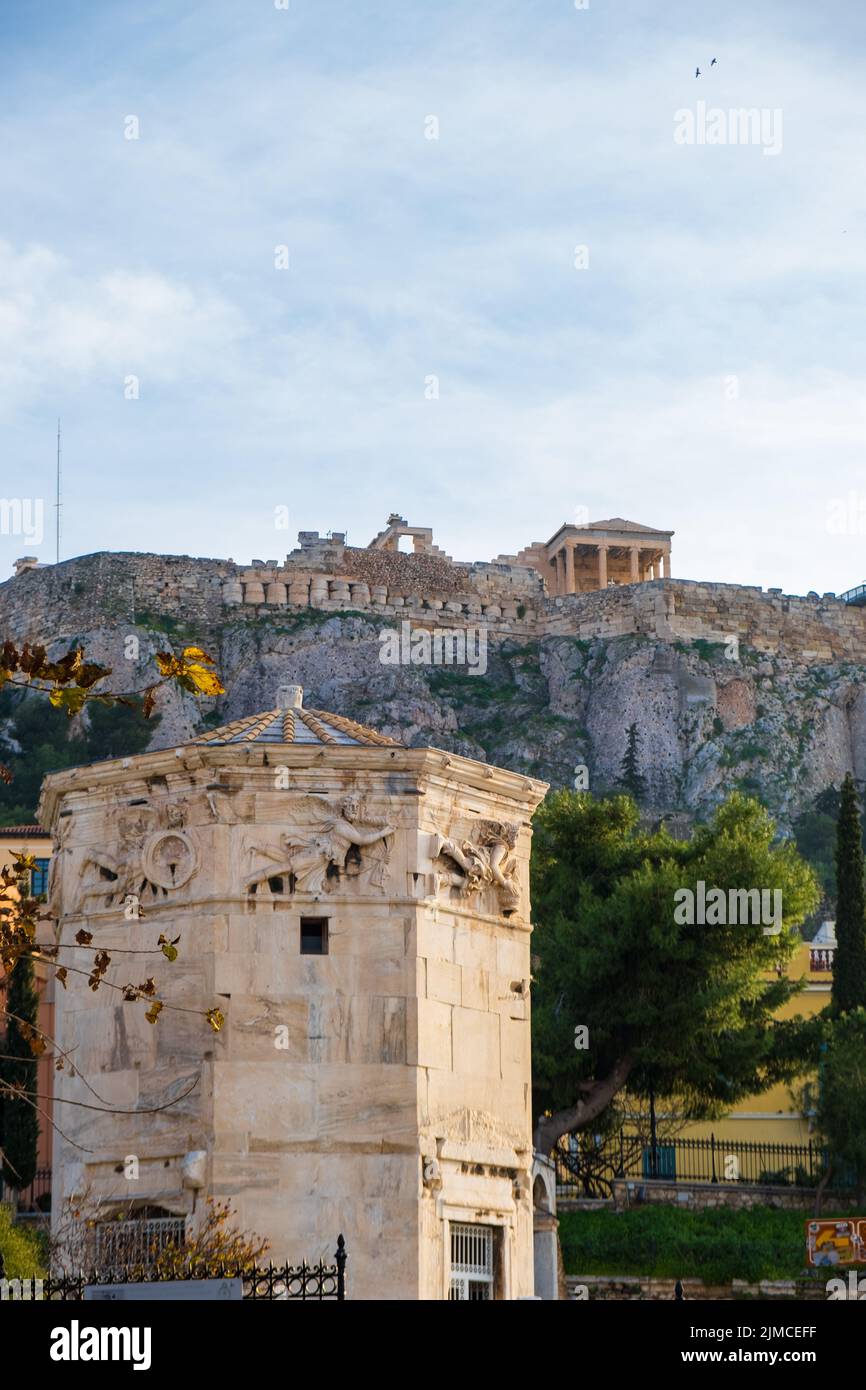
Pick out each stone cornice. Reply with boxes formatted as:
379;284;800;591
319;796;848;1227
38;743;548;829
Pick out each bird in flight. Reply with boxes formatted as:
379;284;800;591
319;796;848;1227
711;57;717;66
695;66;701;77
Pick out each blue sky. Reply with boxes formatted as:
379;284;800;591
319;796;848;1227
2;0;866;593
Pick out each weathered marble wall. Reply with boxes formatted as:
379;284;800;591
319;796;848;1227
41;738;546;1300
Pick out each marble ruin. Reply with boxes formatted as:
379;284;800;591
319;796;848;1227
40;685;547;1300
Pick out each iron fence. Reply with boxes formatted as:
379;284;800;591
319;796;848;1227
0;1167;51;1214
553;1131;838;1198
36;1237;347;1301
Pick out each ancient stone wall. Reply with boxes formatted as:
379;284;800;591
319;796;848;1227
566;1275;827;1301
547;579;866;660
0;552;234;638
4;550;866;663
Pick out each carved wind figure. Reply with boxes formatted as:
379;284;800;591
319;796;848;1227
74;803;198;910
433;818;521;916
245;794;396;895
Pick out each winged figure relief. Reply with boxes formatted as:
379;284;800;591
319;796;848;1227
433;818;521;916
245;794;396;896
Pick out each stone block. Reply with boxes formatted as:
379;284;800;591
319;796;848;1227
412;997;453;1070
460;965;492;1012
451;1006;500;1078
426;957;461;1006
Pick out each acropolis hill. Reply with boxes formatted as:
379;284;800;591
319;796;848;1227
3;513;866;830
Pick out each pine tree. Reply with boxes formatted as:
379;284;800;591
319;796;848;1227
832;773;866;1013
618;722;647;802
0;956;40;1194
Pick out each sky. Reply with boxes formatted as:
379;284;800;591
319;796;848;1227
1;0;866;594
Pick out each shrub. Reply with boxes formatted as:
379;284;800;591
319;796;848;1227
0;1204;48;1279
556;1205;848;1284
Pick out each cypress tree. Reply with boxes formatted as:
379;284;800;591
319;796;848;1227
618;722;647;802
832;773;866;1013
0;956;40;1193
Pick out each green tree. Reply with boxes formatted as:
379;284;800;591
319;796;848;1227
832;773;866;1014
531;790;820;1154
0;688;159;826
0;954;40;1194
617;723;647;802
814;1009;866;1207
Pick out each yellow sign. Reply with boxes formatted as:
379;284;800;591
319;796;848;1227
806;1219;866;1267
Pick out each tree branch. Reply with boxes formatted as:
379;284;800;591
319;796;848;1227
532;1054;635;1154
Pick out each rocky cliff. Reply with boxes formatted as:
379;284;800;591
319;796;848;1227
2;554;866;837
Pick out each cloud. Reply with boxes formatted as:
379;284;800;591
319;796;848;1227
0;0;865;599
0;242;247;416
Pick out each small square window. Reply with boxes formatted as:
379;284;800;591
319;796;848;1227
300;918;328;955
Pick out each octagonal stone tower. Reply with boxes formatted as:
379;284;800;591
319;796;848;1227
40;686;547;1300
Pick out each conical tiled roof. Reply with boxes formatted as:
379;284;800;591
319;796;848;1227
190;685;401;748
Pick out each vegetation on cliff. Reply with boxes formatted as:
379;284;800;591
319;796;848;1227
0;688;157;825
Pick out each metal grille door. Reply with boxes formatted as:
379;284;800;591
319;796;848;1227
448;1222;494;1300
94;1217;186;1271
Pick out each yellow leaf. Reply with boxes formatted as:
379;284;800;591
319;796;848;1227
206;1007;224;1033
48;686;88;716
155;652;180;678
158;933;179;963
145;999;164;1025
186;665;225;697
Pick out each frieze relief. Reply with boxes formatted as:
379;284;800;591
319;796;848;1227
244;794;396;897
72;798;200;912
432;818;522;917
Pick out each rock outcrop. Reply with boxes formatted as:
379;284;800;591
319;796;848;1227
2;553;866;831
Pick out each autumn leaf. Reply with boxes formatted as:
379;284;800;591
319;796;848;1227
76;661;111;690
188;667;224;697
42;647;81;681
142;684;159;720
155;651;179;678
18;642;47;675
75;928;93;946
138;976;157;997
157;933;180;962
156;647;225;699
16;1019;46;1056
48;686;89;716
206;1007;224;1033
0;764;12;784
145;999;164;1025
55;966;68;989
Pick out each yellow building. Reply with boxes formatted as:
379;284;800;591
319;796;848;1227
556;928;836;1195
0;824;52;898
0;824;55;1193
681;929;833;1149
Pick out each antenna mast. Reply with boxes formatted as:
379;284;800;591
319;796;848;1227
55;418;62;564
